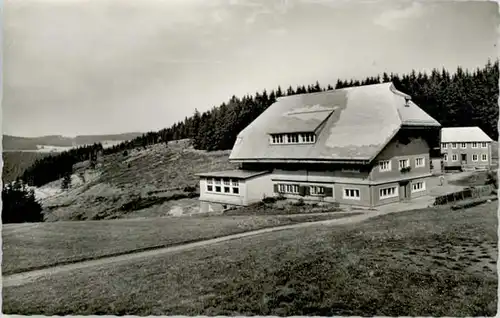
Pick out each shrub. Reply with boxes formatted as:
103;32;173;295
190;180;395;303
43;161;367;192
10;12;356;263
485;171;498;189
2;182;43;224
262;196;277;204
183;186;197;193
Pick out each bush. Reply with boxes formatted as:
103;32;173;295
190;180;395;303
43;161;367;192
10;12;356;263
183;186;197;193
2;182;44;224
262;196;277;204
485;171;498;189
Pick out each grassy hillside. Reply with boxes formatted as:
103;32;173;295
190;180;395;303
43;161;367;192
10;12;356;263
3;202;496;316
2;212;357;275
37;140;238;221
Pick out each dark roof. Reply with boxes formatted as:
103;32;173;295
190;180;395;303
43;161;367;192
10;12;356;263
195;170;269;179
229;82;441;163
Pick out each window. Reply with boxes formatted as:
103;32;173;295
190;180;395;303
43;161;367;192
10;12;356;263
287;134;299;143
224;186;230;193
443;154;448;161
207;178;213;185
271;133;316;144
215;186;221;192
278;183;299;194
399;159;409;169
300;133;316;143
412;181;426;192
207;185;213;192
452;154;458;161
472;154;478;161
482;154;488;161
379;160;392;172
415;157;425;168
471;142;478;148
379;186;398;199
270;134;285;144
460;143;467;149
441;143;447;149
214;179;221;185
232;179;240;194
223;179;230;186
481;142;488;148
310;186;325;196
451;143;457;149
343;188;360;200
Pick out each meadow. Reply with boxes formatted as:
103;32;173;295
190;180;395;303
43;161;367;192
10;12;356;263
3;202;497;316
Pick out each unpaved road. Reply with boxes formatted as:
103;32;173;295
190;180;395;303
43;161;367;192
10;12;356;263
3;200;431;288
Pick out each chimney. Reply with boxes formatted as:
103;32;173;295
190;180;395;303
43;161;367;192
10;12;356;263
404;97;411;107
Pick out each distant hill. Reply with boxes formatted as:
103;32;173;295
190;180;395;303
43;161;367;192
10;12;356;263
2;133;144;151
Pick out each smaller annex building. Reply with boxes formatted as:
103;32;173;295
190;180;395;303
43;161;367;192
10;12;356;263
196;170;272;213
440;126;493;171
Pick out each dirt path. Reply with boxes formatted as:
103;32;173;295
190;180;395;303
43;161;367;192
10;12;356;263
3;200;432;288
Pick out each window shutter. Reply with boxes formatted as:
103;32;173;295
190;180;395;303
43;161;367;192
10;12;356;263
274;184;279;193
299;186;306;196
305;186;310;196
324;187;333;197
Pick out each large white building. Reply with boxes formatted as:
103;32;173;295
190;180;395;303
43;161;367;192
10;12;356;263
198;82;441;213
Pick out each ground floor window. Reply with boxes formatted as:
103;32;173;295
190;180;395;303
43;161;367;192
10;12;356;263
482;154;488;161
278;183;299;194
472;154;479;161
310;186;325;196
452;154;458;161
343;188;360;200
443;154;448;161
379;186;398;199
205;178;240;194
412;181;426;193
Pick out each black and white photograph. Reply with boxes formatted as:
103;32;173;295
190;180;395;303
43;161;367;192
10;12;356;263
1;0;499;316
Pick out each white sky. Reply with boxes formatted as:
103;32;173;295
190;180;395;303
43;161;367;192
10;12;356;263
3;0;499;137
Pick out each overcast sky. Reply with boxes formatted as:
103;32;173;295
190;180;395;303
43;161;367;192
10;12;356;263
3;0;499;137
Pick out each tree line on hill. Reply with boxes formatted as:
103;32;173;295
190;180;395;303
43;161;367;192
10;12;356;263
103;59;499;153
19;143;103;187
14;59;500;190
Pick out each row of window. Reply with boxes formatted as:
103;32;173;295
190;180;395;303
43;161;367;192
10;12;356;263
442;142;488;149
277;182;426;201
277;184;326;196
378;157;425;172
206;178;240;194
270;133;316;144
443;154;488;162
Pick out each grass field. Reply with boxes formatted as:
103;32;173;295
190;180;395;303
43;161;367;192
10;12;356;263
3;202;497;316
2;212;358;275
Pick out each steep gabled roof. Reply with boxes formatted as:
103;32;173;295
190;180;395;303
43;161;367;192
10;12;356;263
441;127;493;143
229;82;441;163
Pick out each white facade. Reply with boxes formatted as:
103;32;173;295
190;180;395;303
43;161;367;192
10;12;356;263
198;172;274;213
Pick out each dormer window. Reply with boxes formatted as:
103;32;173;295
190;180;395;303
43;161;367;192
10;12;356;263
270;132;316;145
287;134;299;143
